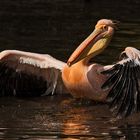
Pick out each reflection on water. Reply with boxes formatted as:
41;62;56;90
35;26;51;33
1;96;140;139
0;0;140;139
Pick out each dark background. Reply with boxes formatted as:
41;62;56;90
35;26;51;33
0;0;140;62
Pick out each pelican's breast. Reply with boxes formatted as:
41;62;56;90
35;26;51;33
62;64;89;98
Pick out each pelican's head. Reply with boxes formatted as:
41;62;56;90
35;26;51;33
67;19;118;66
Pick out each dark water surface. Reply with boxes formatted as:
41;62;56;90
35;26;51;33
0;0;140;139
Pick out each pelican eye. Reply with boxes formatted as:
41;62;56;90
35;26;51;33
102;25;108;30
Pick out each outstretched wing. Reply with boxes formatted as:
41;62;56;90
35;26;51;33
0;50;67;97
101;47;140;117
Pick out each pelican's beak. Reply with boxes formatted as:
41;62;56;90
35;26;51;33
67;27;109;66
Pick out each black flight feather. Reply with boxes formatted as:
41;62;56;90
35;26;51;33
102;59;140;117
0;61;48;97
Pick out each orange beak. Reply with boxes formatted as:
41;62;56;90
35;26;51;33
67;28;103;66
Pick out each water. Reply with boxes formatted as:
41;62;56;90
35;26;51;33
0;0;140;139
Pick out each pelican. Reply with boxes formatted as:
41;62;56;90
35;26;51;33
0;19;140;117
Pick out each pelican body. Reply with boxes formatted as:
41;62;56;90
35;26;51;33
62;19;114;101
0;19;140;117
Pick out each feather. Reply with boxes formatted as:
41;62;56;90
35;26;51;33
0;50;67;96
102;47;140;117
101;67;121;90
116;65;131;117
107;67;127;107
